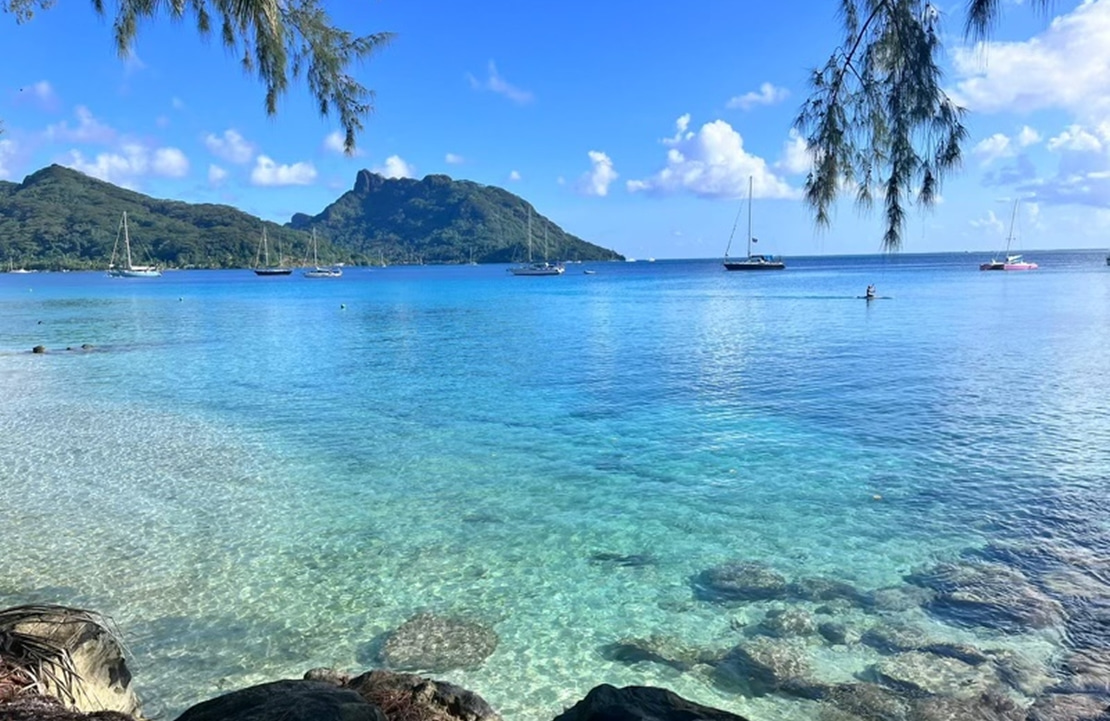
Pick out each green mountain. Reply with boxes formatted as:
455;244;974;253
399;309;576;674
0;165;314;271
0;165;623;270
288;170;624;265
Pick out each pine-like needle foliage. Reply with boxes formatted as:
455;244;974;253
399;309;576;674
796;0;964;251
796;0;1050;251
2;0;392;154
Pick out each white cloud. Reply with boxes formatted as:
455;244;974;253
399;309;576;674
973;125;1046;166
951;1;1110;118
466;61;534;104
0;139;16;180
777;128;812;174
1047;124;1103;153
250;155;317;186
1017;126;1042;147
627;116;797;199
509;170;521;181
63;141;189;187
20;80;58;109
372;154;414;179
445;153;464;164
208;164;228;185
45;106;115;144
727;82;790;110
970;209;1006;235
204;129;254;164
151;147;189;177
322;130;364;156
973;133;1013;165
323;131;346;154
576;150;618;197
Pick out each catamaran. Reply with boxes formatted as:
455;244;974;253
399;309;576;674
980;201;1037;271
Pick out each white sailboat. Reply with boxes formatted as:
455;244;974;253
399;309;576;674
254;227;292;276
980;201;1037;271
723;176;785;271
107;211;161;278
510;208;564;276
303;228;342;278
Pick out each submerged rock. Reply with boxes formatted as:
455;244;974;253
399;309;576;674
714;637;813;697
552;684;752;721
380;613;498;672
589;552;656;568
908;692;1024;721
346;669;500;721
788;577;863;604
31;346;45;354
757;608;817;638
1059;648;1110;694
906;561;1064;632
859;622;929;654
601;636;724;671
174;679;380;721
692;561;788;603
817;622;848;646
862;585;935;612
867;651;999;699
819;682;909;721
1026;693;1110;721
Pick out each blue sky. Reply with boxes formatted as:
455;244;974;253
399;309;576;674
2;0;1109;259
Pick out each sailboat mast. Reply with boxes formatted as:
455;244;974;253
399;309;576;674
747;176;753;258
123;211;133;268
1005;200;1019;253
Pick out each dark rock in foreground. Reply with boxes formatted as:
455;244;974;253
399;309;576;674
0;697;132;721
345;669;501;721
552;684;751;721
692;561;788;602
380;612;498;672
173;680;382;721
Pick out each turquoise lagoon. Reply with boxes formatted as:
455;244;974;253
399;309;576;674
1;252;1109;719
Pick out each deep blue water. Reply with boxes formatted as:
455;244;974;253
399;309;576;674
1;251;1108;719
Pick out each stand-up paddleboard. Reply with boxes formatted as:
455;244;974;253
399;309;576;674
857;295;892;300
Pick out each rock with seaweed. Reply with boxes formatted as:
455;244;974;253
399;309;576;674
0;695;134;721
0;605;140;718
344;669;501;721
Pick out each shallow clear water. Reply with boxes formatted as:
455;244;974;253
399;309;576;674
2;252;1109;719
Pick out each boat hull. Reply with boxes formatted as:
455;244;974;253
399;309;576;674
510;263;565;276
724;258;785;271
108;268;162;278
254;268;293;276
303;268;343;278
